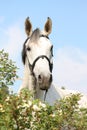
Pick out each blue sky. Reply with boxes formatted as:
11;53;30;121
0;0;87;94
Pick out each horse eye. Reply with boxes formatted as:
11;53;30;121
27;47;31;51
50;45;53;56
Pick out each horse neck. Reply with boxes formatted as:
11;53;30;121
23;60;34;91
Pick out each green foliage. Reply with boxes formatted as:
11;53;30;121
0;49;18;87
0;50;18;101
0;50;87;130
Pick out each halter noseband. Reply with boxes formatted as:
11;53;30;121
27;55;53;76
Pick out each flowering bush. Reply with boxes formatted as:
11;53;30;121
0;50;87;130
0;89;87;130
0;50;18;87
0;50;18;102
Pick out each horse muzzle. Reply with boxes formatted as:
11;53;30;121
37;74;52;90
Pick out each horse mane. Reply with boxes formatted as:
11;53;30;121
22;28;40;65
22;39;27;65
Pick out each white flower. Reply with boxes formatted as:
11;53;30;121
18;116;22;120
0;104;3;108
51;114;56;117
39;102;46;108
24;128;30;130
13;124;17;129
33;104;40;111
23;103;29;108
32;111;36;117
22;99;27;103
0;107;4;112
17;105;22;109
0;104;4;112
28;100;32;107
59;109;62;115
5;96;10;101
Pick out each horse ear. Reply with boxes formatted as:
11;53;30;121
44;17;52;35
25;17;32;36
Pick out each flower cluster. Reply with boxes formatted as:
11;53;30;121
0;104;4;112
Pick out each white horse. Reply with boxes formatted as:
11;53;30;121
19;17;53;100
19;17;87;108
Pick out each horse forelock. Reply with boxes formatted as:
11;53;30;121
30;28;40;43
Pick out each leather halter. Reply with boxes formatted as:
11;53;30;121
25;35;53;75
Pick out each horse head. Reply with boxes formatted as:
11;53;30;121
22;17;53;91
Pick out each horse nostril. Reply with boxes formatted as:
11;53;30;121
49;74;52;82
38;75;42;80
